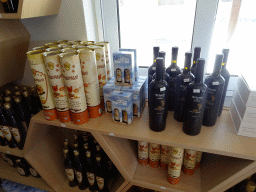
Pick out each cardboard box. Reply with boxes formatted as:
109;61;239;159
103;83;122;113
233;87;256;124
236;74;256;108
230;99;256;138
113;51;135;86
0;20;30;86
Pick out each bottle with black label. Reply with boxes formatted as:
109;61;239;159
218;49;230;116
14;97;30;129
15;158;30;177
63;148;77;187
0;103;17;149
183;58;208;136
166;47;181;111
28;164;41;178
85;150;98;192
191;47;202;76
4;103;27;150
95;155;110;192
22;91;37;118
6;154;16;167
73;150;88;190
149;57;168;132
148;47;160;90
203;54;225;126
174;52;195;122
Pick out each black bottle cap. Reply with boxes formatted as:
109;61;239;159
184;52;192;69
172;47;179;54
153;47;160;61
222;48;230;64
156;57;164;77
193;47;201;62
159;51;166;59
195;58;205;82
214;54;224;73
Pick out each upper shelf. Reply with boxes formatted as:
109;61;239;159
32;107;256;161
0;145;24;157
0;0;61;19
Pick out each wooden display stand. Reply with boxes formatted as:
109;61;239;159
1;108;256;192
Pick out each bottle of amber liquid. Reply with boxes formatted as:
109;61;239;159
22;91;38;118
95;155;110;192
74;150;88;190
0;123;8;146
63;148;77;187
14;97;30;129
28;164;41;178
86;150;98;192
15;158;30;177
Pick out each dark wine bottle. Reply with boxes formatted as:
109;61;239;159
86;150;98;192
22;91;38;118
148;47;160;90
191;47;201;76
95;155;110;192
183;58;208;136
0;123;8;146
4;102;27;150
14;97;30;129
218;49;230;116
174;52;195;122
6;154;16;167
203;54;225;126
63;148;77;187
30;86;42;111
166;47;181;111
73;150;88;190
149;57;168;132
0;103;17;149
15;158;30;177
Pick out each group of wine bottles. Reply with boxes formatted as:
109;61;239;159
0;84;42;150
1;152;41;178
148;46;230;135
138;141;202;185
63;132;117;191
1;0;18;13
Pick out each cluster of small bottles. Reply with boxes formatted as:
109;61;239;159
1;0;18;13
63;132;117;191
1;152;41;178
27;40;112;124
226;173;256;192
138;141;202;185
148;46;230;135
0;84;42;150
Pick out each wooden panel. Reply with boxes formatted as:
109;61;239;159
0;158;53;191
109;174;129;192
0;145;24;157
132;164;201;192
200;153;255;192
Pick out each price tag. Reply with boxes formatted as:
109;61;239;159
6;151;10;154
61;124;66;127
184;79;189;82
109;133;114;136
160;186;166;189
171;68;176;72
212;81;219;85
160;87;166;92
193;89;200;93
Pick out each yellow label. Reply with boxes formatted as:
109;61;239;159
60;54;87;113
75;171;83;183
184;149;197;169
79;50;101;107
96;176;104;190
184;67;188;70
172;60;177;63
160;145;169;164
1;0;7;3
28;53;55;110
2;126;12;141
168;147;184;178
65;169;75;181
87;172;95;185
222;62;225;66
149;143;160;162
138;141;148;160
44;54;70;112
95;47;107;87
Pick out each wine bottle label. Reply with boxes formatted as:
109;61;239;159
152;67;156;70
79;49;101;107
168;147;184;178
171;68;176;72
44;53;70;112
160;87;166;92
65;168;75;181
87;172;95;185
11;128;21;143
184;149;197;169
27;53;55;110
149;143;160;162
184;79;189;82
29;168;39;177
75;171;83;183
2;126;12;141
94;47;107;87
160;145;170;165
17;167;26;176
96;176;104;190
153;94;165;115
60;54;88;113
193;89;200;93
206;88;216;106
196;151;203;164
212;81;220;85
0;128;4;138
138;141;148;160
7;159;14;167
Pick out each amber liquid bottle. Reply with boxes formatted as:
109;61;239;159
15;158;30;177
28;164;41;178
218;49;230;116
149;57;168;132
63;148;77;187
14;97;30;129
191;47;202;76
174;52;195;122
74;150;88;190
183;58;208;136
0;119;8;146
95;155;110;192
203;54;225;126
22;91;38;118
86;150;98;192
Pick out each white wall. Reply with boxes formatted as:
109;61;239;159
16;0;98;86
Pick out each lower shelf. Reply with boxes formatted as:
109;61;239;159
0;158;53;192
0;145;24;157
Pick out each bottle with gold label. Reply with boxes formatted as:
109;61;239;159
138;141;148;166
74;150;88;190
85;150;98;192
149;143;160;168
183;149;197;175
95;155;109;192
63;148;77;187
0;103;17;149
4;103;27;150
15;158;30;177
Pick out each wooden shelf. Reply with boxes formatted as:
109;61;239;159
0;145;24;157
0;158;53;191
0;0;61;19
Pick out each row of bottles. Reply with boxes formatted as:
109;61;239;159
0;85;42;150
63;132;117;191
1;0;18;13
0;152;41;178
226;173;256;192
148;46;230;135
138;141;202;185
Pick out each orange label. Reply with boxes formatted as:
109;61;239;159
71;110;89;124
57;110;72;122
149;143;160;168
44;108;58;120
88;104;102;118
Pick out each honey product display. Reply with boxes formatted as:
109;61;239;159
160;145;169;170
183;149;197;175
103;82;122;113
195;151;203;169
27;50;58;121
43;51;72;123
59;52;89;125
138;141;149;165
148;143;160;168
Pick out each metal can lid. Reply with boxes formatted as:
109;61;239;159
43;51;62;57
46;47;62;52
58;44;73;48
27;50;45;55
32;46;48;51
61;48;77;53
63;148;68;154
59;52;78;58
57;40;69;44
